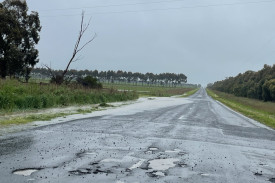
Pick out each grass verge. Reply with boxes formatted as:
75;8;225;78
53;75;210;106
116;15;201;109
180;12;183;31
0;79;138;127
0;79;138;112
0;104;111;128
207;89;275;129
181;88;199;97
0;112;74;126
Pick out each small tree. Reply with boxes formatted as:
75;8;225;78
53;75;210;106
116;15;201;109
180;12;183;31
47;11;96;85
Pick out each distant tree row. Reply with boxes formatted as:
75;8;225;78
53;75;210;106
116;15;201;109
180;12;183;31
208;64;275;101
0;0;41;81
31;68;189;87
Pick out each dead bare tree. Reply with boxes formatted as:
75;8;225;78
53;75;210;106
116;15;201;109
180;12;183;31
47;11;96;84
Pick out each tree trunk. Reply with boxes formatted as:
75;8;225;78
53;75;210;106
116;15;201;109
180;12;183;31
0;60;7;79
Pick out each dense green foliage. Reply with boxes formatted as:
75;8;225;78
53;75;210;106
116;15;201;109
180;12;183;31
0;0;41;81
209;64;275;101
0;80;138;111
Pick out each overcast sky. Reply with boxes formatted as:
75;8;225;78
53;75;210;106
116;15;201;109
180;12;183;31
24;0;275;86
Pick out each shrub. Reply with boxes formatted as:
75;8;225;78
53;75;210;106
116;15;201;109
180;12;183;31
77;76;103;89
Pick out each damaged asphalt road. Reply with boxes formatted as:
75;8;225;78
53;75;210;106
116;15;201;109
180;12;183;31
0;88;275;183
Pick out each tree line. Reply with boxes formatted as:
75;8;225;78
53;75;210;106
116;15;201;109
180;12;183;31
208;64;275;101
0;0;41;81
31;68;190;87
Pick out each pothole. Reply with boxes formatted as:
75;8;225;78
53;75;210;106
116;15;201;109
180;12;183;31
178;151;186;156
147;171;166;177
129;159;145;170
178;161;187;167
269;178;275;183
148;158;179;171
164;149;186;156
254;172;263;176
69;168;112;175
165;149;180;153
13;168;42;176
149;147;159;151
146;147;159;154
200;173;210;176
101;158;123;163
69;169;91;175
259;163;269;167
76;151;97;158
139;161;150;170
93;169;112;174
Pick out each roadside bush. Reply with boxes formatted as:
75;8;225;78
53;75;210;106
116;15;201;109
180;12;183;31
77;76;103;89
14;97;25;109
25;96;41;109
0;94;13;110
40;95;49;108
58;95;69;106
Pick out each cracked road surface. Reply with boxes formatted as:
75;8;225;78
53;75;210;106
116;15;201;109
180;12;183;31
0;88;275;183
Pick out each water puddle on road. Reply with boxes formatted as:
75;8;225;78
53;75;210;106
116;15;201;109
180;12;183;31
154;171;165;176
13;168;41;176
200;173;210;177
148;158;179;171
149;147;159;151
259;163;269;167
165;149;180;153
145;147;159;154
147;171;166;177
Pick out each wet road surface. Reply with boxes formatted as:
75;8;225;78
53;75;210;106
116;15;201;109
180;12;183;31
0;88;275;183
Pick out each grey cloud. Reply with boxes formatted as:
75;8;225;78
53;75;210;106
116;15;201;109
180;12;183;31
27;0;275;86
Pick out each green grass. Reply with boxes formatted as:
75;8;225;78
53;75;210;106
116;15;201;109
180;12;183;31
0;79;138;126
207;89;275;129
0;104;110;128
0;112;73;126
0;79;138;112
103;83;196;97
181;88;199;97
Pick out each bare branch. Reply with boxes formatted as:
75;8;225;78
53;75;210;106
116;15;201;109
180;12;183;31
62;11;96;79
76;33;97;54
